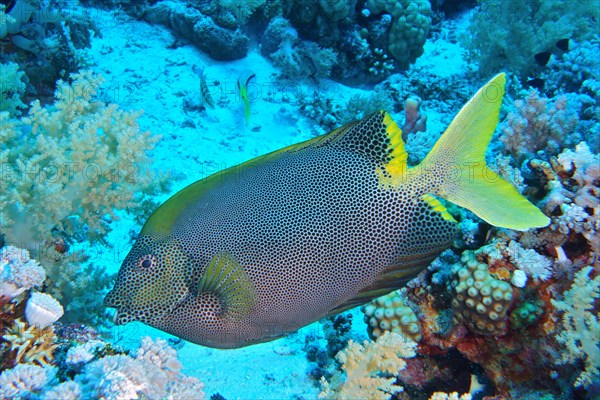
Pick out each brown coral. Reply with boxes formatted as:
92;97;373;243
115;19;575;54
1;318;58;367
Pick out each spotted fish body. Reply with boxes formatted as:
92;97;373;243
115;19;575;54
105;74;549;348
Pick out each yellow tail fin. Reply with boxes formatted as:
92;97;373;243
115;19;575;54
421;73;550;231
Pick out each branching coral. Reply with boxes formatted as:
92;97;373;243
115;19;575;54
319;331;416;399
500;90;580;165
2;318;58;367
76;337;205;400
551;266;599;388
0;363;55;399
1;70;164;247
0;62;26;116
528;142;599;256
1;335;205;399
0;245;45;299
1;70;168;325
465;0;599;80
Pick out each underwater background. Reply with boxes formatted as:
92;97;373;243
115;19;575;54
0;0;598;399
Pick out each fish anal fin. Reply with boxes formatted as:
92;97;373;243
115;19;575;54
326;253;435;317
198;252;256;319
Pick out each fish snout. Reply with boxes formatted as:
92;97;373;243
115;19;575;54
112;309;136;325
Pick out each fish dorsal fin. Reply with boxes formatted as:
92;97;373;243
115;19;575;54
198;252;256;319
326;111;408;170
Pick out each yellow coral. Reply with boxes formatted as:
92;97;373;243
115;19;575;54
2;319;57;366
319;331;416;400
1;70;163;247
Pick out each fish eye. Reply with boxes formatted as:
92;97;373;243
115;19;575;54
137;254;158;270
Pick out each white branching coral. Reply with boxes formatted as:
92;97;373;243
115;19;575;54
0;363;54;398
507;240;553;281
65;340;105;365
0;245;46;298
551;266;599;388
74;337;204;400
319;331;416;400
136;336;182;379
1;70;164;247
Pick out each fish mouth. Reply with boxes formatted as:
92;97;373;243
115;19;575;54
111;308;136;325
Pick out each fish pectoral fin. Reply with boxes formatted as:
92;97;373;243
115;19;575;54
198;252;256;319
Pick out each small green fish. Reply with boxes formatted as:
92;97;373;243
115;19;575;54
105;74;549;349
237;74;255;126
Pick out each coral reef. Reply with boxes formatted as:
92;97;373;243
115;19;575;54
0;246;45;299
319;331;416;400
304;313;354;382
261;17;338;80
1;69;163;246
365;0;432;69
361;290;422;342
0;62;26;116
0;363;55;399
465;0;599;80
1;0;99;100
0;336;206;399
2;318;58;367
143;1;250;60
1;69;167;325
500;89;580;165
551;266;599;388
527;142;599;257
449;253;514;335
